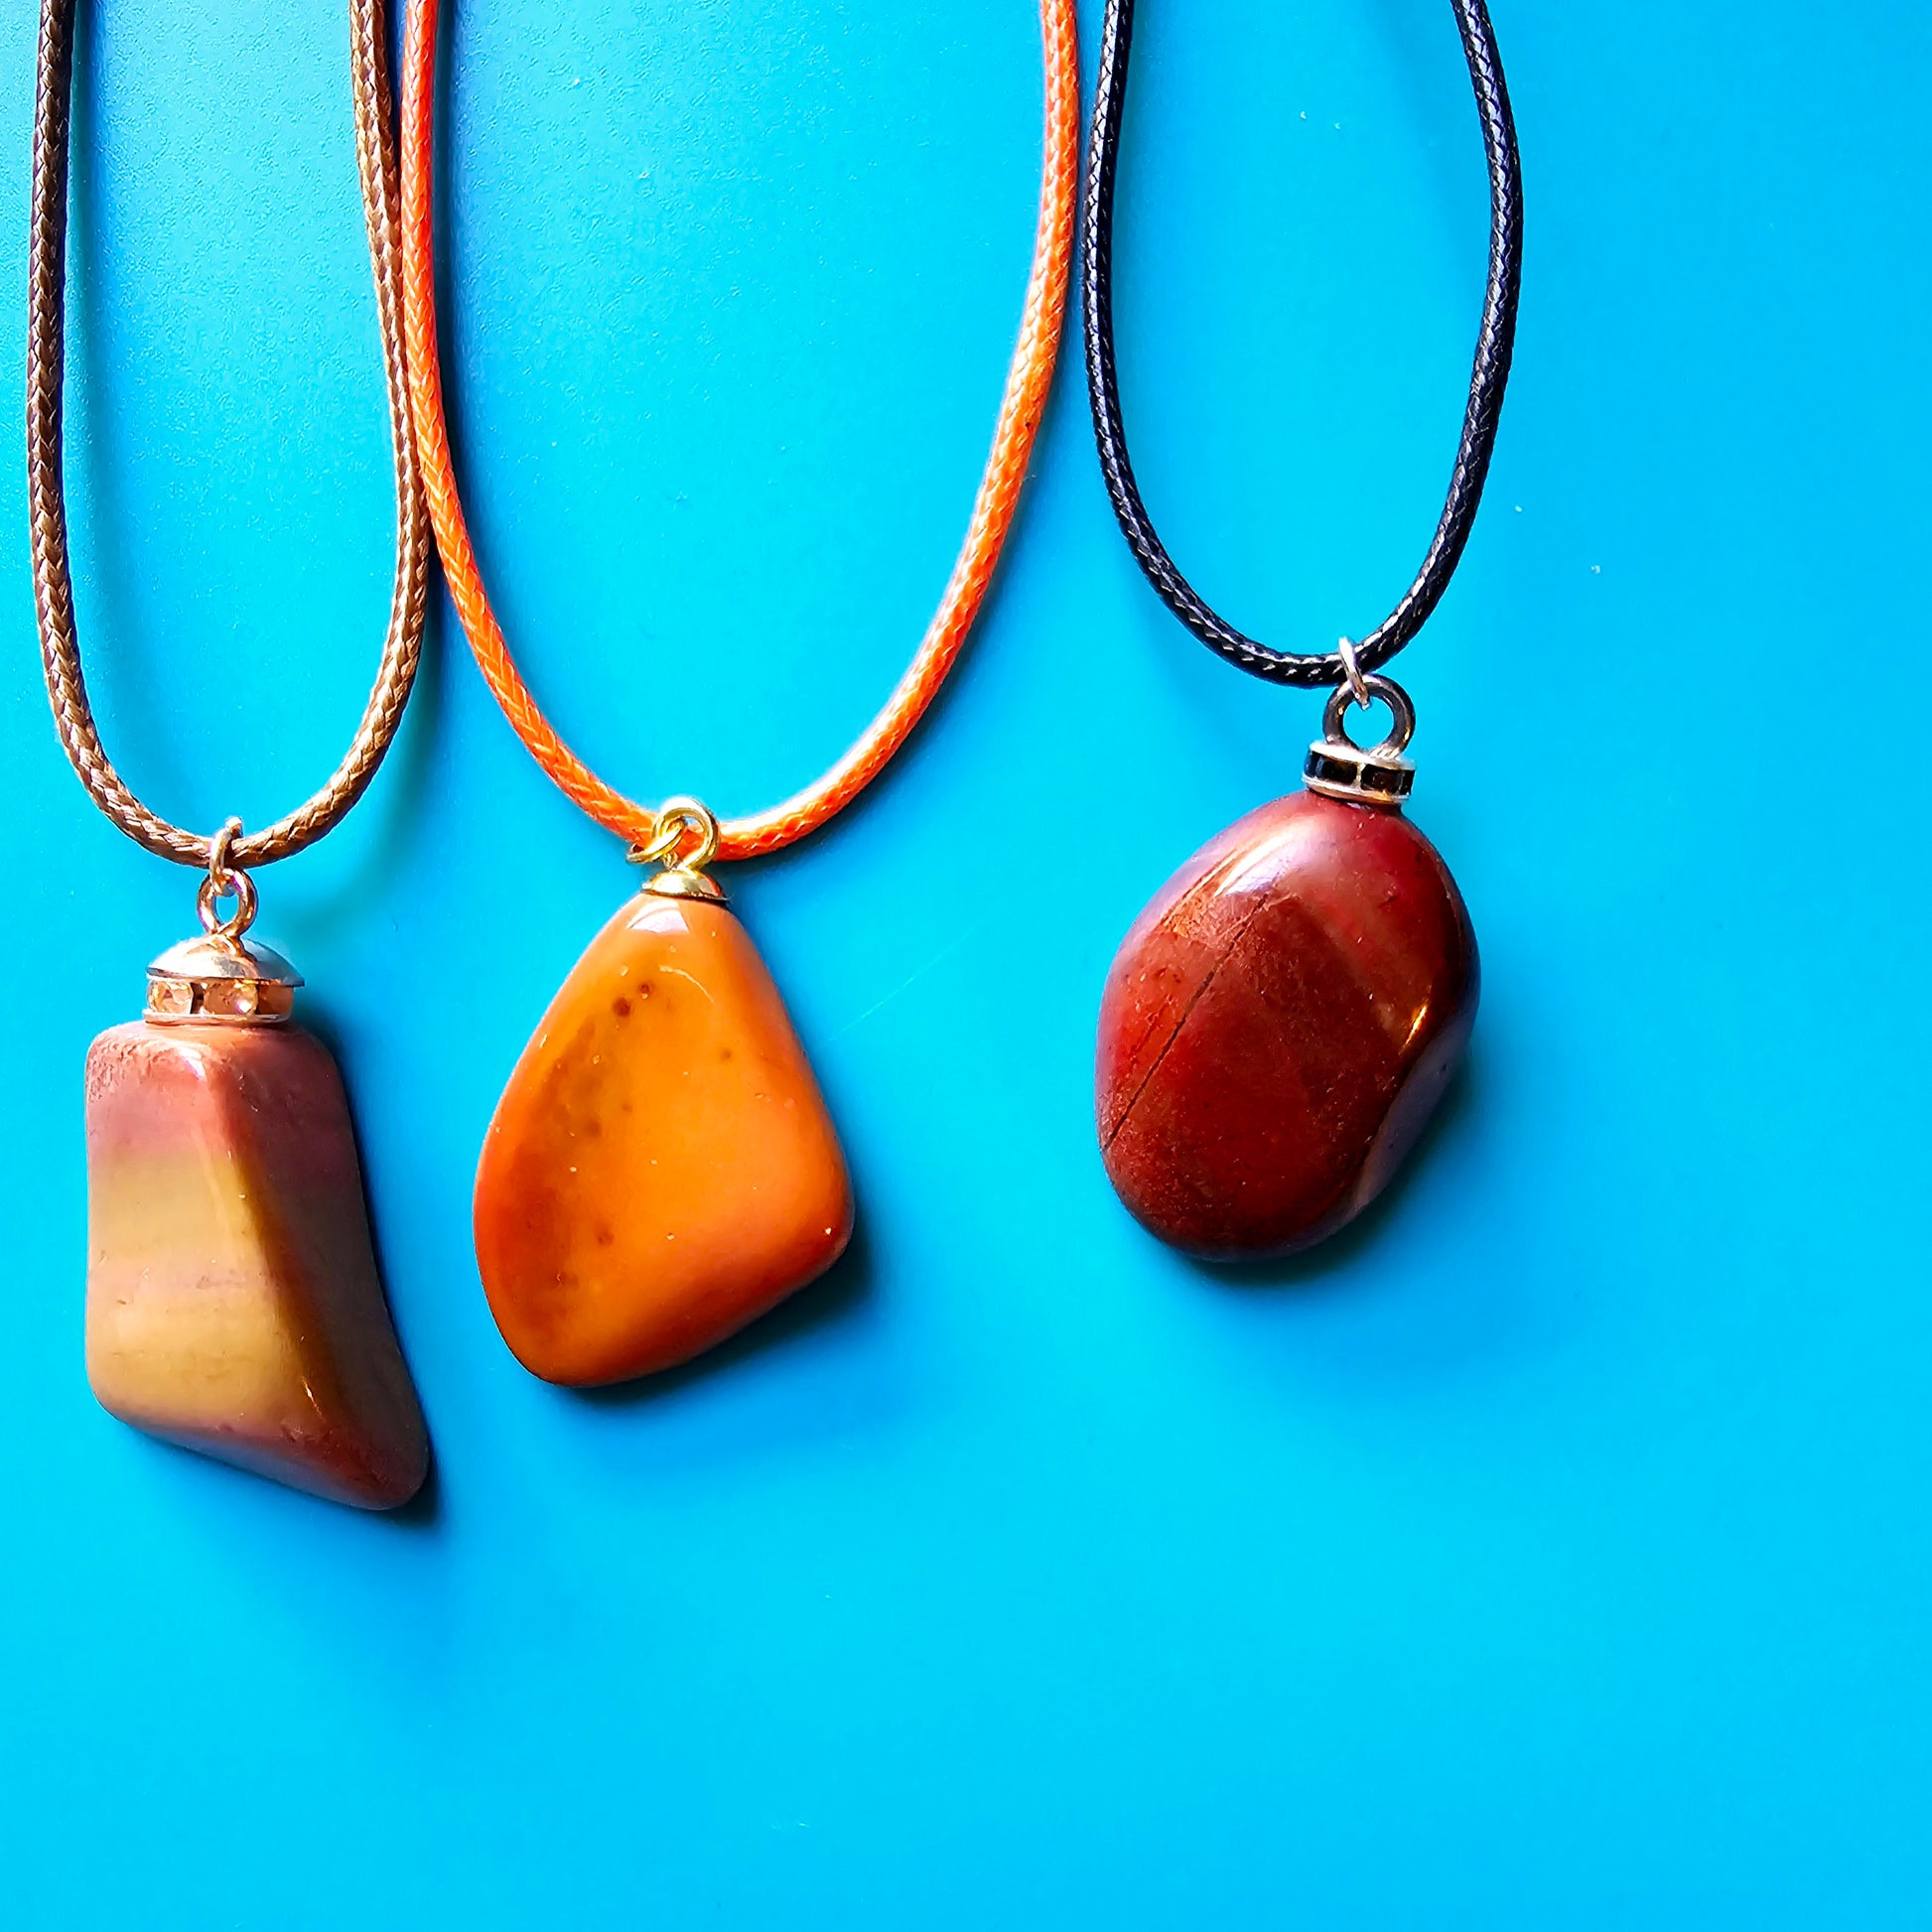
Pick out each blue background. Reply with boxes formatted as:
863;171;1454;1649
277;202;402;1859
2;1;1928;1924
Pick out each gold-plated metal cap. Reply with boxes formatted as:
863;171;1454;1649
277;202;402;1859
145;825;302;1024
1304;673;1417;808
146;934;302;1026
643;867;727;903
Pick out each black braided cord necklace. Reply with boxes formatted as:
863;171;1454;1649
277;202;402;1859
1087;0;1525;1264
1083;0;1523;689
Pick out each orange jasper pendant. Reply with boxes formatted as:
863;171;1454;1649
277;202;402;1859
474;848;852;1387
85;927;429;1509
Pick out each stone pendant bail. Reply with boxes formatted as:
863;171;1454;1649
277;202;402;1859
1304;658;1417;807
146;819;302;1026
627;794;726;902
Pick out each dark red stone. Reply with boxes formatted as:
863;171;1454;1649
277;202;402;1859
1097;790;1477;1260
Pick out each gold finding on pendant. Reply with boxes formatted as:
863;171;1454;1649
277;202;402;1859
626;795;726;902
145;819;303;1026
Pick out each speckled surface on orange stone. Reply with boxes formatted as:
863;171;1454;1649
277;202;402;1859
474;894;854;1386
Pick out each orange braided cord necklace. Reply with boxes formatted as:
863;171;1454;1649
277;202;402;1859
400;2;1079;863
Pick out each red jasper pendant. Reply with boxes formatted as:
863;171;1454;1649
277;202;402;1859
1096;679;1476;1260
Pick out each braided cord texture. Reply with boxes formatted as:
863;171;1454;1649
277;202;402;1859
1082;0;1524;688
400;0;1080;862
27;0;431;870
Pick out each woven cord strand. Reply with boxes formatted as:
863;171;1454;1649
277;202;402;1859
27;0;431;870
1081;0;1523;688
400;0;1080;862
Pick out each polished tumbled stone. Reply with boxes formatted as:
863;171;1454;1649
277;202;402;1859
475;895;854;1386
85;1023;429;1508
1098;790;1478;1259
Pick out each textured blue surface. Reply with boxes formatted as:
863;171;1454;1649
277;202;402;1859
3;1;1929;1924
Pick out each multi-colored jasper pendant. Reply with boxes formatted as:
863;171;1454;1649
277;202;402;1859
474;805;853;1387
84;889;429;1509
1097;677;1477;1260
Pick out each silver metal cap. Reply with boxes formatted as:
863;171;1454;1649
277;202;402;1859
1303;672;1418;809
1304;740;1416;805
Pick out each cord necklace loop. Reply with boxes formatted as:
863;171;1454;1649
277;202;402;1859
1081;0;1523;690
399;0;1081;865
27;0;430;873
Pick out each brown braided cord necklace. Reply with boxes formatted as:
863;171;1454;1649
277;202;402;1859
27;0;430;879
40;0;439;1513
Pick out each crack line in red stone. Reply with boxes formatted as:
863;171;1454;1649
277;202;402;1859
1102;889;1273;1155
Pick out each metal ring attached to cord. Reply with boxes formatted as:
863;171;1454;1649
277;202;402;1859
628;796;720;875
1322;675;1416;759
1305;672;1419;806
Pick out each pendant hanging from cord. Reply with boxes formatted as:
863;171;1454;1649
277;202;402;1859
1083;0;1523;1260
400;0;1080;1385
28;0;433;1508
